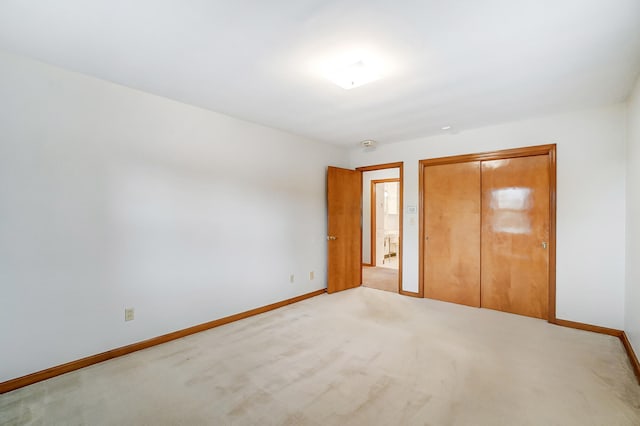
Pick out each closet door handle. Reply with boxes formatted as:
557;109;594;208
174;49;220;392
327;236;337;241
541;241;547;249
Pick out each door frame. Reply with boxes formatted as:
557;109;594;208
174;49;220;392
370;178;400;267
356;162;405;295
418;144;557;322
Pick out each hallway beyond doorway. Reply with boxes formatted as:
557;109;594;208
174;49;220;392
362;265;398;293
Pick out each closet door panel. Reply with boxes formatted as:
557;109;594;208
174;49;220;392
424;162;481;307
481;155;550;319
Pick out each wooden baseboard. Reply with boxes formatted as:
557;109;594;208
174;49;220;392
552;318;623;337
620;332;640;385
552;318;640;385
0;289;326;394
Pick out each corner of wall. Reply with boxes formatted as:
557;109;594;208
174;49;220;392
625;73;640;358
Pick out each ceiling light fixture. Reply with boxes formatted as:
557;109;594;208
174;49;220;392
441;126;452;130
327;60;381;90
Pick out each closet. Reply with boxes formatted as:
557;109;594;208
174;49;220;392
419;145;556;320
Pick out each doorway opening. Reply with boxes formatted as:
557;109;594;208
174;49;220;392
371;179;400;269
358;164;403;294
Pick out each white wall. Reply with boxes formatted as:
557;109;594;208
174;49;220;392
350;105;627;329
362;168;399;264
626;75;640;356
0;51;347;382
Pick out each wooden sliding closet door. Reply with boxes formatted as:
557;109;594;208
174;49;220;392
480;155;550;319
424;162;481;307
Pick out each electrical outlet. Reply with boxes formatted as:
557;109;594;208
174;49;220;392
125;307;134;322
290;274;295;283
309;271;315;280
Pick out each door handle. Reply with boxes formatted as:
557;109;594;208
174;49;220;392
541;241;548;249
327;236;337;241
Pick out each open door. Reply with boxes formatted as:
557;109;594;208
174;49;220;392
327;166;362;293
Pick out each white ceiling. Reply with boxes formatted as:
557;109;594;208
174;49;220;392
1;0;639;147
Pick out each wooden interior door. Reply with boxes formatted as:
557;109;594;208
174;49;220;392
423;162;481;307
327;166;362;293
481;155;550;319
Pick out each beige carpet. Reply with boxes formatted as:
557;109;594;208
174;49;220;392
362;266;398;293
2;287;639;425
